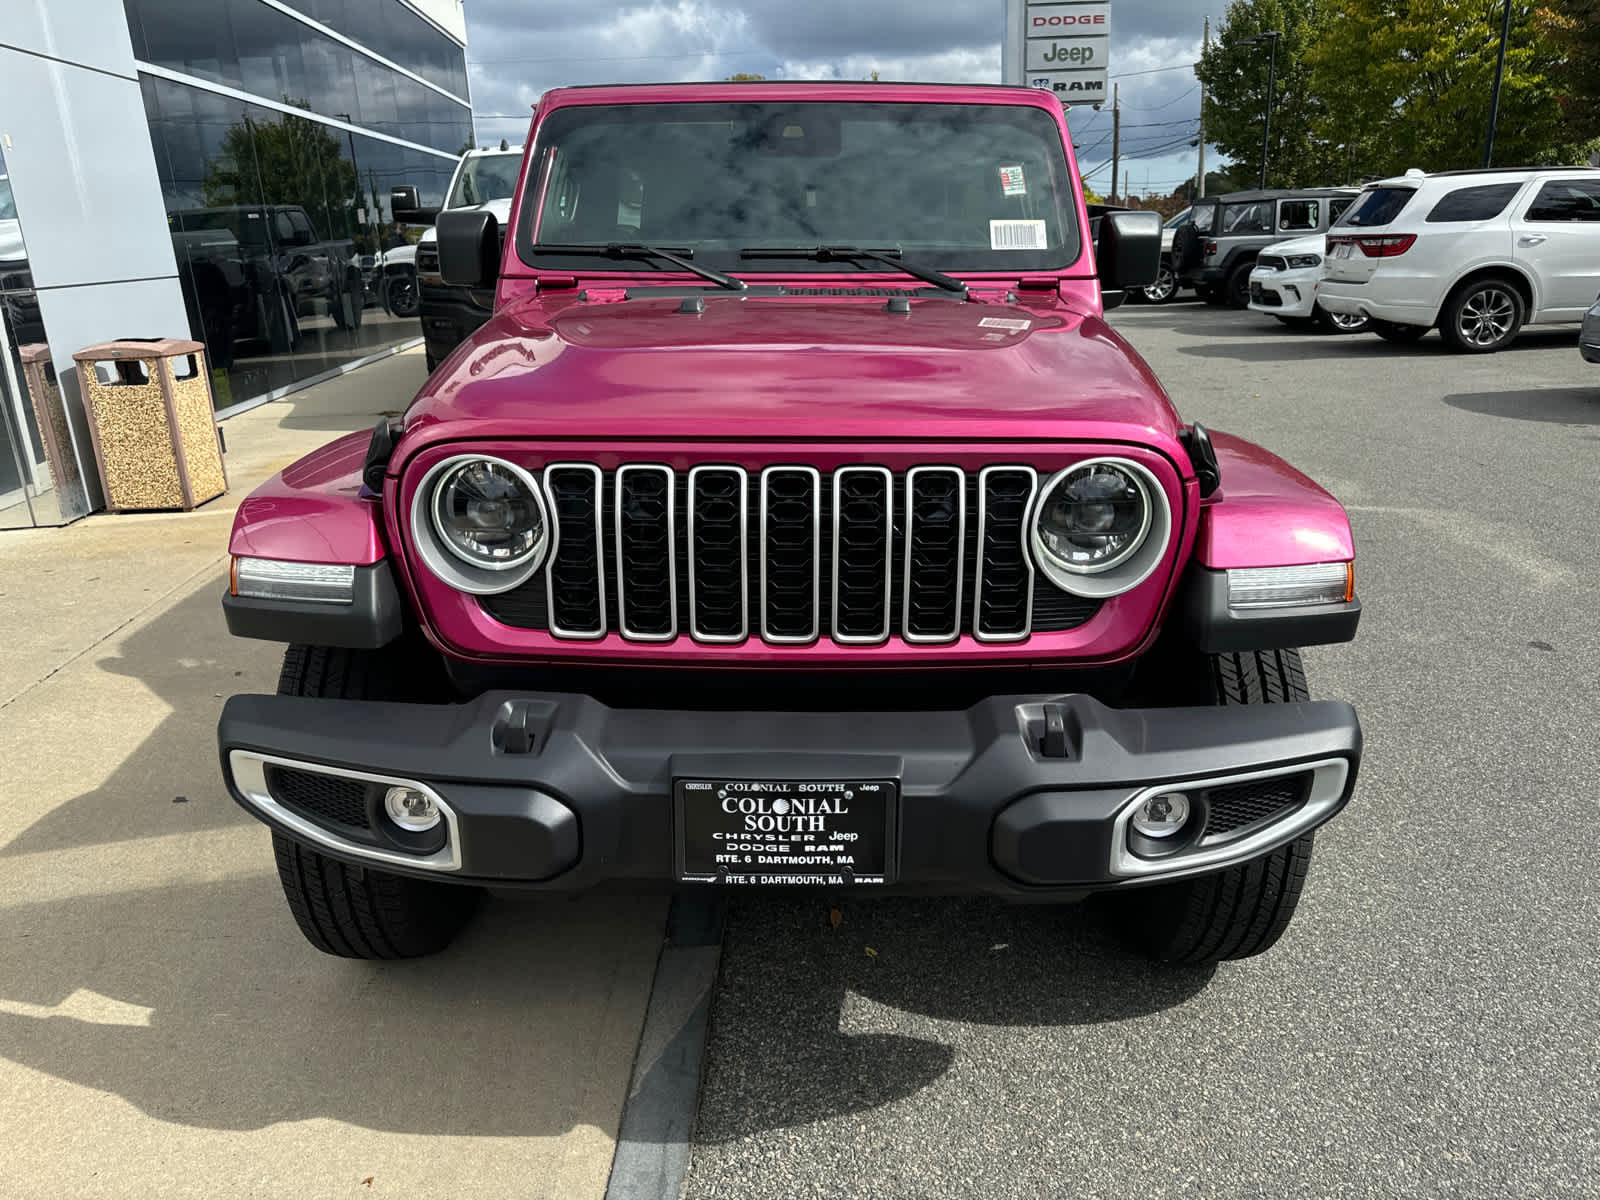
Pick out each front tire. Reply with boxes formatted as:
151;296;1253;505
1314;305;1370;334
1438;277;1524;353
1110;649;1319;966
1225;262;1254;309
1142;260;1178;304
271;644;478;959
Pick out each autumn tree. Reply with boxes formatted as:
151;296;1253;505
1196;0;1346;188
203;106;358;241
1306;0;1581;175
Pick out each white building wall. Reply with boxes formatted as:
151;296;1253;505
1;0;191;513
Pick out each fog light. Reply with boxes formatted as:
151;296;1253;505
1131;791;1190;838
384;785;440;831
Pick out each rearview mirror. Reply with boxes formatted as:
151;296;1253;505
437;208;500;288
391;184;441;226
1096;210;1162;298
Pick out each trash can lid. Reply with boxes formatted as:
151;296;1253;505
20;344;53;364
72;338;206;362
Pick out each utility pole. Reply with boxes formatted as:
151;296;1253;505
1110;82;1120;203
1197;17;1208;199
1483;0;1513;167
1240;31;1281;189
1260;35;1276;189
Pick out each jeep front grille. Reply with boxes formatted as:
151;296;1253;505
480;464;1101;645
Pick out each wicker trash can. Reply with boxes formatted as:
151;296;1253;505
19;344;86;499
73;338;228;512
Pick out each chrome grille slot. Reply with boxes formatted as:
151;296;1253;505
688;466;748;642
543;464;606;638
832;467;893;644
616;465;676;641
477;460;1104;644
902;467;965;643
760;466;821;643
974;467;1037;642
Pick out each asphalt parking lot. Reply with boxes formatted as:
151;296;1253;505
681;301;1600;1199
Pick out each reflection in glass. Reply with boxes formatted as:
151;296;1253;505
141;74;461;410
123;0;472;153
2;145;88;527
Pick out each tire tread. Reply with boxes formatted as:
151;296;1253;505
1114;647;1319;966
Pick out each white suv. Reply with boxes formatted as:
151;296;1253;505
1317;166;1600;352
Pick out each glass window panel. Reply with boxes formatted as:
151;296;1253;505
1524;180;1600;222
138;75;458;411
126;0;470;153
276;0;468;97
1426;183;1522;223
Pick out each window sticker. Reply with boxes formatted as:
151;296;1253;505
999;165;1027;197
990;220;1048;251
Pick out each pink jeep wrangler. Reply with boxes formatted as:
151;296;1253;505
218;82;1361;965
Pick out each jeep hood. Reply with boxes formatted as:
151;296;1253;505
406;293;1185;447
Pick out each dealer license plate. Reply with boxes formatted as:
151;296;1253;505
675;777;896;885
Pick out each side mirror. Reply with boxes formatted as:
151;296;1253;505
391;184;441;226
1097;210;1162;295
437;208;500;288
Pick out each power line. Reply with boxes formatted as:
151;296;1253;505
1110;63;1198;80
1122;85;1199;112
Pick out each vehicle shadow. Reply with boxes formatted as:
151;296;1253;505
0;877;663;1135
0;583;269;857
693;894;1212;1140
1441;386;1600;425
0;568;667;1138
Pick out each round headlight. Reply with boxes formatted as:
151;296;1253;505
431;458;545;569
1033;461;1152;575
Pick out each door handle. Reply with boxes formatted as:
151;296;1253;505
1518;234;1548;246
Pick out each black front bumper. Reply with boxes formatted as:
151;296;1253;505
219;690;1361;896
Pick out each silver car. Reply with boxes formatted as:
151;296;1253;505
1582;295;1600;363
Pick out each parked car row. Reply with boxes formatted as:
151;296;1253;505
1154;167;1600;356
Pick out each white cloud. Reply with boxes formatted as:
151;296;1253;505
462;0;1218;192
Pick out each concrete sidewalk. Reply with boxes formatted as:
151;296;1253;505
0;349;666;1199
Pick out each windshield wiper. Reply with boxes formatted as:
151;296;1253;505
739;245;967;295
530;242;747;291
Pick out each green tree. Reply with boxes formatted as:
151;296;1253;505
1196;0;1345;188
1542;0;1600;146
725;73;767;81
1307;0;1580;175
202;107;358;242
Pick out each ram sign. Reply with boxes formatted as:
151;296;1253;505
1002;0;1111;107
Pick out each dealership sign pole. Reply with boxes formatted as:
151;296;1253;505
1003;0;1110;108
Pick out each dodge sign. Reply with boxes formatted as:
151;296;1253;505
1003;0;1111;107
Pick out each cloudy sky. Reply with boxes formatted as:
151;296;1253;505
460;0;1214;198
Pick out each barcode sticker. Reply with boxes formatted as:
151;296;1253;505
990;220;1048;251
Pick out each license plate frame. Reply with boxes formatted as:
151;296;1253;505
673;777;898;885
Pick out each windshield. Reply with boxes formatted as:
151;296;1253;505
519;100;1080;274
448;153;522;208
1336;186;1415;228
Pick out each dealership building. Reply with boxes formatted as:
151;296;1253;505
1;0;472;529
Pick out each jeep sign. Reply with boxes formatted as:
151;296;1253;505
1002;0;1111;107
